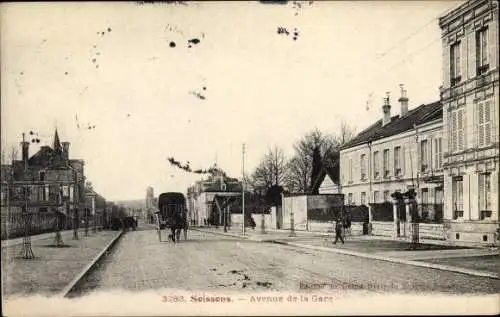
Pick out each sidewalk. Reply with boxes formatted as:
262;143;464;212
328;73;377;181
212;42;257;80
193;227;500;279
2;230;74;248
1;230;121;298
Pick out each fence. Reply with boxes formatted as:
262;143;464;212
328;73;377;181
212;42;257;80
370;203;394;222
418;203;444;223
1;210;105;240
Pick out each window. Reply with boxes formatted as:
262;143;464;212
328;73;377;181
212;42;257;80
373;191;381;203
452;177;464;219
450;41;461;85
420;140;429;172
347;193;353;205
69;185;74;202
38;186;46;201
348;158;353;183
479;173;492;220
383;149;390;177
62;185;70;197
39;171;45;181
435;187;444;205
360;154;366;180
383;190;390;202
394;146;401;176
451;109;465;152
433;138;443;169
478;100;492;147
476;27;489;75
360;192;366;205
373;151;380;179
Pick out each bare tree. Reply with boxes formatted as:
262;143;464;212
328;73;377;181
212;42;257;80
285;128;338;192
251;145;288;194
334;120;357;147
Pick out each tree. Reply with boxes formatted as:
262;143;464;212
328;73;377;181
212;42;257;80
250;145;288;194
285;123;356;193
334;120;357;147
285;128;338;193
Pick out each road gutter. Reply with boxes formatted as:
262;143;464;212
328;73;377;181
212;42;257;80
59;230;124;298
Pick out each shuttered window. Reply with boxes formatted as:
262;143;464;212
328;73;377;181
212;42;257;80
434;138;442;169
451;109;465;152
478;100;492;147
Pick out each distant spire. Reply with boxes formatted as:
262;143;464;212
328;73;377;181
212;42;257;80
53;128;62;152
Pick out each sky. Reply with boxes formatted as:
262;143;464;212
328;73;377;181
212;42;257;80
1;1;463;201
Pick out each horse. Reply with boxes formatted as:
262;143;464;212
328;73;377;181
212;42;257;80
167;210;188;243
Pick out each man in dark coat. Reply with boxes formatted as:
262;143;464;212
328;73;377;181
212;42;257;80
333;218;344;244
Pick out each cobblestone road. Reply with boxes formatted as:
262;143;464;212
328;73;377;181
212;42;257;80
73;229;500;297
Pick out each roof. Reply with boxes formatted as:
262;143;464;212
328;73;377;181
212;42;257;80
341;101;442;150
309;159;339;194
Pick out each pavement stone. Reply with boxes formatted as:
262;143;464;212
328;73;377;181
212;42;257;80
195;227;500;279
74;228;500;296
1;230;121;298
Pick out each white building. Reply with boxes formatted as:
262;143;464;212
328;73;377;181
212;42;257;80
186;170;242;226
340;88;444;222
439;0;499;244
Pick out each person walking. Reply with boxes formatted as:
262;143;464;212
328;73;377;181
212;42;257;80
333;218;344;244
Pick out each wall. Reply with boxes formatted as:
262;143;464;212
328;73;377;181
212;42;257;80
282;195;307;230
371;221;395;237
445;220;499;245
230;213;273;229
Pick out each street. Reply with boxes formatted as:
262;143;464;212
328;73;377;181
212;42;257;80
72;227;500;297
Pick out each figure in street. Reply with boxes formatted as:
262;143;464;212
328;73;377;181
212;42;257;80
333;218;344;244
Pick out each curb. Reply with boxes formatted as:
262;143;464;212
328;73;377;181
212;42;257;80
282;241;500;280
190;228;251;240
59;230;124;298
194;228;500;280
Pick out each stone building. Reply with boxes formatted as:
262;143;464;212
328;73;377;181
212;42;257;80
439;0;499;244
4;129;85;218
186;168;242;226
340;88;444;220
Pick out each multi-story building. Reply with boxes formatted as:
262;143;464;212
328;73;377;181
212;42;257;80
1;129;86;238
340;88;444;222
439;0;499;244
186;168;242;226
7;130;84;212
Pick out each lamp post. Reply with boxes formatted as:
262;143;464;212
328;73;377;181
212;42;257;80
289;195;296;237
242;143;246;236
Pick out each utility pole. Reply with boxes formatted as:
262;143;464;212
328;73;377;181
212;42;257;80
20;133;35;259
242;143;246;236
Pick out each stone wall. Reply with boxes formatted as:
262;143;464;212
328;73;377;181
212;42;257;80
445;220;500;245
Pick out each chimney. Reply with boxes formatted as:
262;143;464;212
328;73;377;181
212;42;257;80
61;142;70;160
399;84;409;117
21;140;29;162
382;92;391;126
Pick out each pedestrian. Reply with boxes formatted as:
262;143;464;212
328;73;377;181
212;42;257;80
333;218;344;244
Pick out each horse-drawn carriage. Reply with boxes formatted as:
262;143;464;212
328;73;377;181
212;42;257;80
156;192;188;242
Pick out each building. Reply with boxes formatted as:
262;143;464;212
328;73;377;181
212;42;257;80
186;168;242;226
439;0;499;244
1;129;86;238
84;187;107;229
340;88;444;223
145;186;157;223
